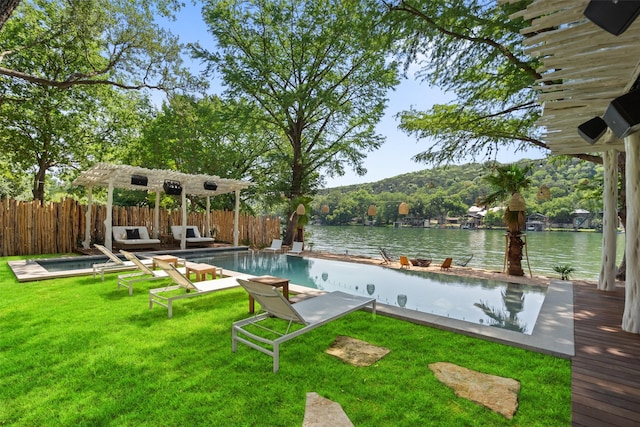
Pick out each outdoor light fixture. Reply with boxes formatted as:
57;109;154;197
203;181;218;191
296;203;306;215
603;88;640;138
584;0;640;36
398;202;409;215
578;116;608;144
367;204;377;217
163;180;183;195
130;175;148;186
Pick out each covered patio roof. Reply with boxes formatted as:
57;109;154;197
73;163;252;196
73;163;253;250
503;0;640;333
505;0;640;155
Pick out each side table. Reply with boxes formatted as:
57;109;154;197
247;275;290;313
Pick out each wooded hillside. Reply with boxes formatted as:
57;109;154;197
314;158;603;227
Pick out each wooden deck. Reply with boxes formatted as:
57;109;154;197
572;282;640;426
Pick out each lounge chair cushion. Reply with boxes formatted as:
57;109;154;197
126;228;140;239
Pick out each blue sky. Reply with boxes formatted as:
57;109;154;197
158;3;546;188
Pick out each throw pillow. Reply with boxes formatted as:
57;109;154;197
126;228;140;239
186;228;196;238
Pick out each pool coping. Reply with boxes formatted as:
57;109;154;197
8;246;250;282
290;279;575;359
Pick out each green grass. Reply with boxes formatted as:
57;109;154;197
0;256;571;426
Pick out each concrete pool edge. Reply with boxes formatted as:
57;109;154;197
8;246;250;282
289;279;575;359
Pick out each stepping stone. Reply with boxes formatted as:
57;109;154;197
429;362;520;419
326;335;390;367
303;392;353;427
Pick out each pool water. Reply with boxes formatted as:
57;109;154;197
189;251;547;335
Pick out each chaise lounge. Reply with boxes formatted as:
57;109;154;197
232;278;376;372
117;250;186;296
92;244;154;281
149;259;242;318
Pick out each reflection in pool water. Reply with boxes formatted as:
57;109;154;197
189;251;547;335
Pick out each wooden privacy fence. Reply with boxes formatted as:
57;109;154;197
0;198;281;257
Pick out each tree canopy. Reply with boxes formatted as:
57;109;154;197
194;0;400;243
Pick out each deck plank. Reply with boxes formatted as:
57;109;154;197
572;282;640;427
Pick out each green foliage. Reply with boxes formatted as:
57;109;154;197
387;0;546;165
314;158;605;227
553;265;575;280
195;0;399;197
0;0;195;201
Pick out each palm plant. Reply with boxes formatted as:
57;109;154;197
480;164;533;276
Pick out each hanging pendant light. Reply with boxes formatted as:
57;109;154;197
367;204;377;216
296;204;306;215
321;204;329;214
398;202;409;215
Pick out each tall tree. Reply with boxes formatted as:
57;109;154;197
480;164;532;276
195;0;399;244
0;0;196;200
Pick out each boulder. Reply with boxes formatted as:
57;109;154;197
429;362;520;419
303;392;353;427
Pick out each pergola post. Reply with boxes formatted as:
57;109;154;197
598;149;618;291
180;190;187;250
154;191;160;238
234;189;240;246
623;133;640;333
83;186;93;249
104;179;114;251
206;196;211;238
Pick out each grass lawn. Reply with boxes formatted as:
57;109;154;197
0;255;571;426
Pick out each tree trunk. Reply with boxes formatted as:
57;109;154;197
0;0;21;32
617;151;627;280
32;166;47;202
507;231;525;276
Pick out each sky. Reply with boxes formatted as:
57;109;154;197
157;3;546;188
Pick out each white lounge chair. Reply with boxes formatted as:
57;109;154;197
232;278;376;372
92;244;153;282
149;259;241;319
264;239;283;253
170;225;215;247
288;241;304;254
117;250;187;296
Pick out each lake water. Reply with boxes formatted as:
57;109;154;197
305;225;626;280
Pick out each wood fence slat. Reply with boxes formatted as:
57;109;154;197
0;198;279;256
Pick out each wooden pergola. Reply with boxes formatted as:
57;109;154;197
73;163;253;250
501;0;640;332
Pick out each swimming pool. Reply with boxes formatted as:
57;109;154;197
189;251;547;335
12;248;547;335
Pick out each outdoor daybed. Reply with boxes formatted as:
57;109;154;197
112;226;161;250
170;225;215;247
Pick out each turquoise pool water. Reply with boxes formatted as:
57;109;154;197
189;251;547;335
